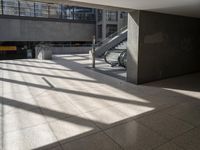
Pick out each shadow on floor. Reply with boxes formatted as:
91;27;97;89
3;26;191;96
1;55;200;150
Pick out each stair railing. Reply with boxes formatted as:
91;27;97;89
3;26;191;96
95;25;128;47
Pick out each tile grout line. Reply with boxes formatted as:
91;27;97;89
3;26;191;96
151;140;187;150
15;60;103;149
1;62;5;150
137;115;200;150
27;60;108;150
25;60;65;150
102;130;125;150
34;60;124;148
155;124;200;150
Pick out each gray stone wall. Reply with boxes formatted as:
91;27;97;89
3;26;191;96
138;11;200;83
0;18;95;42
127;11;200;84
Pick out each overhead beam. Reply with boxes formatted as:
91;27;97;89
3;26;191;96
26;0;133;12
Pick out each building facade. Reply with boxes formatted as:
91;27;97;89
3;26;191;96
96;9;127;41
0;0;128;59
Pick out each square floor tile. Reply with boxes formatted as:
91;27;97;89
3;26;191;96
3;130;29;150
155;142;184;150
165;102;200;126
83;106;128;129
35;145;63;150
22;124;58;149
40;100;82;122
113;102;154;119
3;96;38;115
35;91;67;108
49;115;99;143
137;112;193;139
68;95;112;113
105;120;166;150
61;132;122;150
3;108;47;133
172;126;200;150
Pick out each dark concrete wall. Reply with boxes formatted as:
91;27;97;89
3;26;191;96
138;11;200;83
0;18;95;42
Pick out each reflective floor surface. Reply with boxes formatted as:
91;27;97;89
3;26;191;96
0;54;200;150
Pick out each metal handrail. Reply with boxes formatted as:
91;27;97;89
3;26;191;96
96;25;127;47
36;43;92;47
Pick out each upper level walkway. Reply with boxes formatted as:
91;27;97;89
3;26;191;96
0;54;200;150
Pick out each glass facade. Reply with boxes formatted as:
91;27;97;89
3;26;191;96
74;7;95;21
106;10;118;21
98;25;102;38
3;0;19;16
48;3;61;18
120;12;127;19
0;0;2;15
97;9;102;21
20;1;34;17
0;0;95;22
35;2;48;18
62;6;74;20
106;24;117;37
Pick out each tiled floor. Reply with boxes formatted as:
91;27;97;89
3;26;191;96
0;54;200;150
94;57;126;81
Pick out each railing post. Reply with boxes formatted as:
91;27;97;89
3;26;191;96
92;35;96;68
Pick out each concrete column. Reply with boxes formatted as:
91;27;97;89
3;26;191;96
127;10;200;84
117;11;121;31
95;10;99;41
127;11;140;84
102;10;107;39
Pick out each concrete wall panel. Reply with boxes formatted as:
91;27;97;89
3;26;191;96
0;18;95;42
138;11;200;83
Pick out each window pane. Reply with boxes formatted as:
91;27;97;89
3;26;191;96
20;1;34;17
97;10;102;21
73;7;95;21
35;2;48;18
98;25;102;38
74;7;84;20
3;0;19;16
106;24;117;37
48;4;61;18
62;6;74;20
106;10;118;21
0;1;2;15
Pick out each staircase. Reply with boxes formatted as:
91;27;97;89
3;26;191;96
104;41;127;67
95;26;127;57
115;41;127;50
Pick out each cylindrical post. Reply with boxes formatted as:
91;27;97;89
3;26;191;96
92;35;96;68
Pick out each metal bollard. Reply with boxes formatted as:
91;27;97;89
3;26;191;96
92;36;96;68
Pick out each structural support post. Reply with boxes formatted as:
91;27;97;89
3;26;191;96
102;10;107;40
127;11;140;84
92;35;96;68
127;10;200;84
